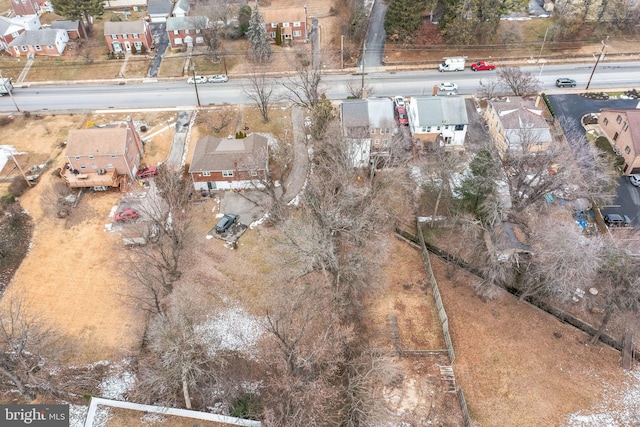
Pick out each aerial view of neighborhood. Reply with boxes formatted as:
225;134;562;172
1;0;640;425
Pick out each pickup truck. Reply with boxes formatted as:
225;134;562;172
471;61;496;71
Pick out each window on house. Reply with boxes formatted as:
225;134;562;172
370;128;375;134
132;33;139;38
20;46;27;51
34;45;41;51
455;124;464;131
173;30;179;35
251;170;258;177
436;126;441;131
75;156;81;160
123;33;128;39
12;31;19;37
426;127;431;132
271;31;276;38
111;154;117;158
195;37;204;44
185;29;190;34
293;30;301;37
603;118;609;125
195;29;201;34
91;164;98;169
202;171;211;176
374;139;380;145
47;45;53;49
112;34;118;39
383;139;389;147
613;132;619;141
222;170;233;177
107;163;113;169
175;38;183;44
80;165;86;169
623;123;629;131
88;155;94;159
271;23;277;28
282;22;290;27
617;115;623;124
626;145;631;154
293;21;301;27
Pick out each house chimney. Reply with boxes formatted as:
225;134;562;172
535;95;541;107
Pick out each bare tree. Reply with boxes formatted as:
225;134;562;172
203;105;235;134
280;52;324;108
590;239;640;344
244;67;279;123
0;293;63;399
260;273;351;426
134;285;225;409
496;66;541;97
478;78;502;99
345;78;375;99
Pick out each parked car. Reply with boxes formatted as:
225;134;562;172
209;74;229;83
439;82;458;92
395;105;409;126
393;96;405;108
187;75;207;84
603;213;631;227
215;213;238;234
555;78;576;88
136;166;157;179
115;209;139;222
629;174;640;187
471;61;496;71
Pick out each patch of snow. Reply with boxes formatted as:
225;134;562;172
563;370;640;426
195;306;263;356
99;364;136;400
250;212;269;229
69;404;89;427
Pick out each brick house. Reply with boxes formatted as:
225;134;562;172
261;7;307;43
484;97;552;155
0;16;27;55
599;108;640;175
103;20;153;53
189;134;269;191
166;16;209;49
51;19;87;39
62;119;144;188
9;29;69;57
407;96;468;151
340;97;396;167
10;0;40;16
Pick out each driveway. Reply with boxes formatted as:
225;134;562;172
148;23;169;78
548;94;640;225
362;0;388;68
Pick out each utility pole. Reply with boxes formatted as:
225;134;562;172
10;152;32;187
360;44;366;96
0;70;20;113
586;36;609;91
191;62;201;107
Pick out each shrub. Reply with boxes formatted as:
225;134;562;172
0;116;13;126
8;177;29;197
229;394;261;420
131;44;138;54
541;93;555;118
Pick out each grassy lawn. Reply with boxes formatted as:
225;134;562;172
27;56;123;80
124;55;153;78
158;54;187;78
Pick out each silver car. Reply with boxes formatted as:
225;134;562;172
187;75;207;84
209;74;229;83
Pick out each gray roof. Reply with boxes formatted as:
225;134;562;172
104;20;147;35
51;20;80;31
189;134;269;173
341;98;394;137
166;16;209;31
341;99;369;129
173;0;190;12
147;0;173;15
9;29;63;46
0;16;24;36
411;96;469;127
367;97;394;128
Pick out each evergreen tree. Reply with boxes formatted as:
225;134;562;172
51;0;103;32
246;4;272;63
275;25;282;46
457;149;498;223
384;0;427;42
238;5;252;36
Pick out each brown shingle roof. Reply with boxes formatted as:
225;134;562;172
262;7;306;24
189;134;268;172
490;97;548;130
66;125;128;156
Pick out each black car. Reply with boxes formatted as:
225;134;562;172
555;78;577;88
603;213;631;227
215;214;238;234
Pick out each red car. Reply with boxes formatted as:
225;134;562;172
471;61;496;71
115;209;139;222
395;105;409;126
136;166;157;179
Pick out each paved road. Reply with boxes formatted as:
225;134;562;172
148;23;169;78
361;0;388;68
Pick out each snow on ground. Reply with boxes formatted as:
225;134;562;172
564;370;640;426
196;306;263;356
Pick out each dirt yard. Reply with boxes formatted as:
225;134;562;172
1;112;174;364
